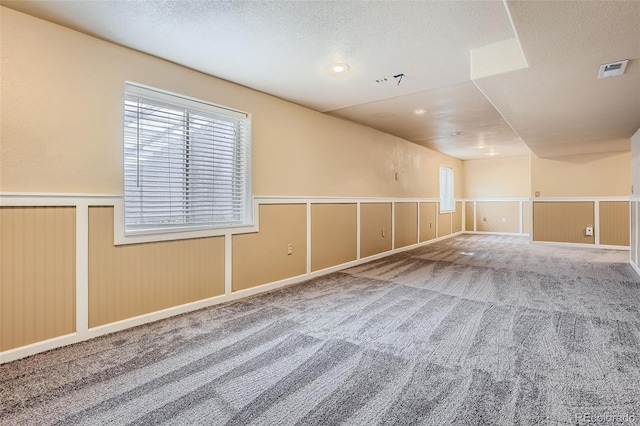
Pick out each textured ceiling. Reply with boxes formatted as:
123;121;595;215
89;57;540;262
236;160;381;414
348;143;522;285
2;0;639;160
475;0;640;158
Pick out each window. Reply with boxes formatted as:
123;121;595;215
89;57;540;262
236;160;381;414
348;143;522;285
439;166;455;213
123;83;252;234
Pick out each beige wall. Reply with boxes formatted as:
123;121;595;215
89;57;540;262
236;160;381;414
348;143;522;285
311;204;357;271
453;202;463;233
233;204;307;291
89;207;225;327
438;210;452;238
599;201;629;246
475;202;520;233
463;155;531;198
465;202;474;231
532;202;595;244
419;202;437;242
394;202;418;249
531;151;630;197
360;203;392;258
523;201;531;234
0;7;462;198
1;207;76;351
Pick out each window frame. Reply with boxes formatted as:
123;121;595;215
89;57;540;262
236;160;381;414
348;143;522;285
439;165;455;213
116;82;254;244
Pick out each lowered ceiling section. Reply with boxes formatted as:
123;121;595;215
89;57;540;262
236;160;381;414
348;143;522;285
472;0;640;158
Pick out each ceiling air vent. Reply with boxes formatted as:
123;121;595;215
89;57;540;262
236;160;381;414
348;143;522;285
598;60;628;79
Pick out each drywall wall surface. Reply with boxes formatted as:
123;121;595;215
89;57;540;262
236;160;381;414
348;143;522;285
0;7;462;198
531;151;630;197
463;155;530;198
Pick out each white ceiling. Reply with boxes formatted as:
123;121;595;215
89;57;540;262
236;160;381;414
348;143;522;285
2;0;639;160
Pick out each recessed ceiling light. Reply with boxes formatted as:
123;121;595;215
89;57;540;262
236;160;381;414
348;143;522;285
485;152;500;156
330;63;350;73
451;132;465;136
414;108;427;116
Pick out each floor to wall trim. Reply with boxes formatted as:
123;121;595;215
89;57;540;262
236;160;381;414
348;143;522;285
530;240;630;251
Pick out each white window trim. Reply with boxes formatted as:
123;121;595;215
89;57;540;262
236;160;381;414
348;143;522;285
114;198;258;245
439;165;455;213
121;82;253;241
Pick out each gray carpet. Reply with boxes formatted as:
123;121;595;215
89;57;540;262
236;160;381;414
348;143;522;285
2;235;640;425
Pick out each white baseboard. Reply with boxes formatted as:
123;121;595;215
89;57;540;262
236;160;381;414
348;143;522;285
531;240;630;251
463;231;530;237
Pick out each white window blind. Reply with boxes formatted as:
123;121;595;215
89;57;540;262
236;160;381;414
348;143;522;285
439;166;455;213
123;83;252;234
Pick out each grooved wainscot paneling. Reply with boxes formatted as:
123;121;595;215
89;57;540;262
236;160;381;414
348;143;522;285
360;203;392;258
394;202;418;249
419;202;437;242
1;206;76;351
476;202;520;233
453;202;463;233
438;207;452;238
311;203;357;272
232;204;307;291
533;202;595;244
465;202;474;232
599;201;629;246
88;207;224;328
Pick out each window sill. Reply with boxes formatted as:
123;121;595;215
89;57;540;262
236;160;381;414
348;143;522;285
114;199;257;245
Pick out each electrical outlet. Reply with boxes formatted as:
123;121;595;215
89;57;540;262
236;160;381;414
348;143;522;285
483;217;487;222
501;217;506;223
287;243;293;255
585;226;593;236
